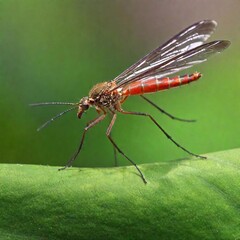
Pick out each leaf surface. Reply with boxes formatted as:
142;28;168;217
0;149;240;239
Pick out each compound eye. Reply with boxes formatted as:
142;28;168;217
83;104;89;110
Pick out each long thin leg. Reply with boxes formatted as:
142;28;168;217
114;146;117;167
106;114;147;184
108;114;118;166
110;131;118;166
58;114;106;171
140;95;196;122
118;108;206;159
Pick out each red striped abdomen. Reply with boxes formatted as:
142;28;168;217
122;72;201;96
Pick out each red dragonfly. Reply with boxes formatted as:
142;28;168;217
31;20;230;184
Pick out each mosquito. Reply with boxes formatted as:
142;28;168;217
31;20;230;184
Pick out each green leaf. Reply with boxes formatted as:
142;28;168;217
0;149;240;240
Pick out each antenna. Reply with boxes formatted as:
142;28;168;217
30;102;77;107
36;106;78;131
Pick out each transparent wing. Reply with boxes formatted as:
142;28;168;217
138;40;230;82
113;20;219;88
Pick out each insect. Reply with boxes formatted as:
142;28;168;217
31;20;230;184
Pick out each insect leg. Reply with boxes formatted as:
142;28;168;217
110;131;118;166
119;109;206;159
140;95;196;122
58;114;106;171
108;114;118;166
106;114;147;184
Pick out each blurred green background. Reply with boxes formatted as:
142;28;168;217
0;0;239;168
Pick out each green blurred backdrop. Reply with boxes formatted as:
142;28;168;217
0;0;239;168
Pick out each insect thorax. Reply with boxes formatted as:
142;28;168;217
89;81;121;108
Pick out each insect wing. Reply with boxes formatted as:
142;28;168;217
113;20;218;88
140;40;230;81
